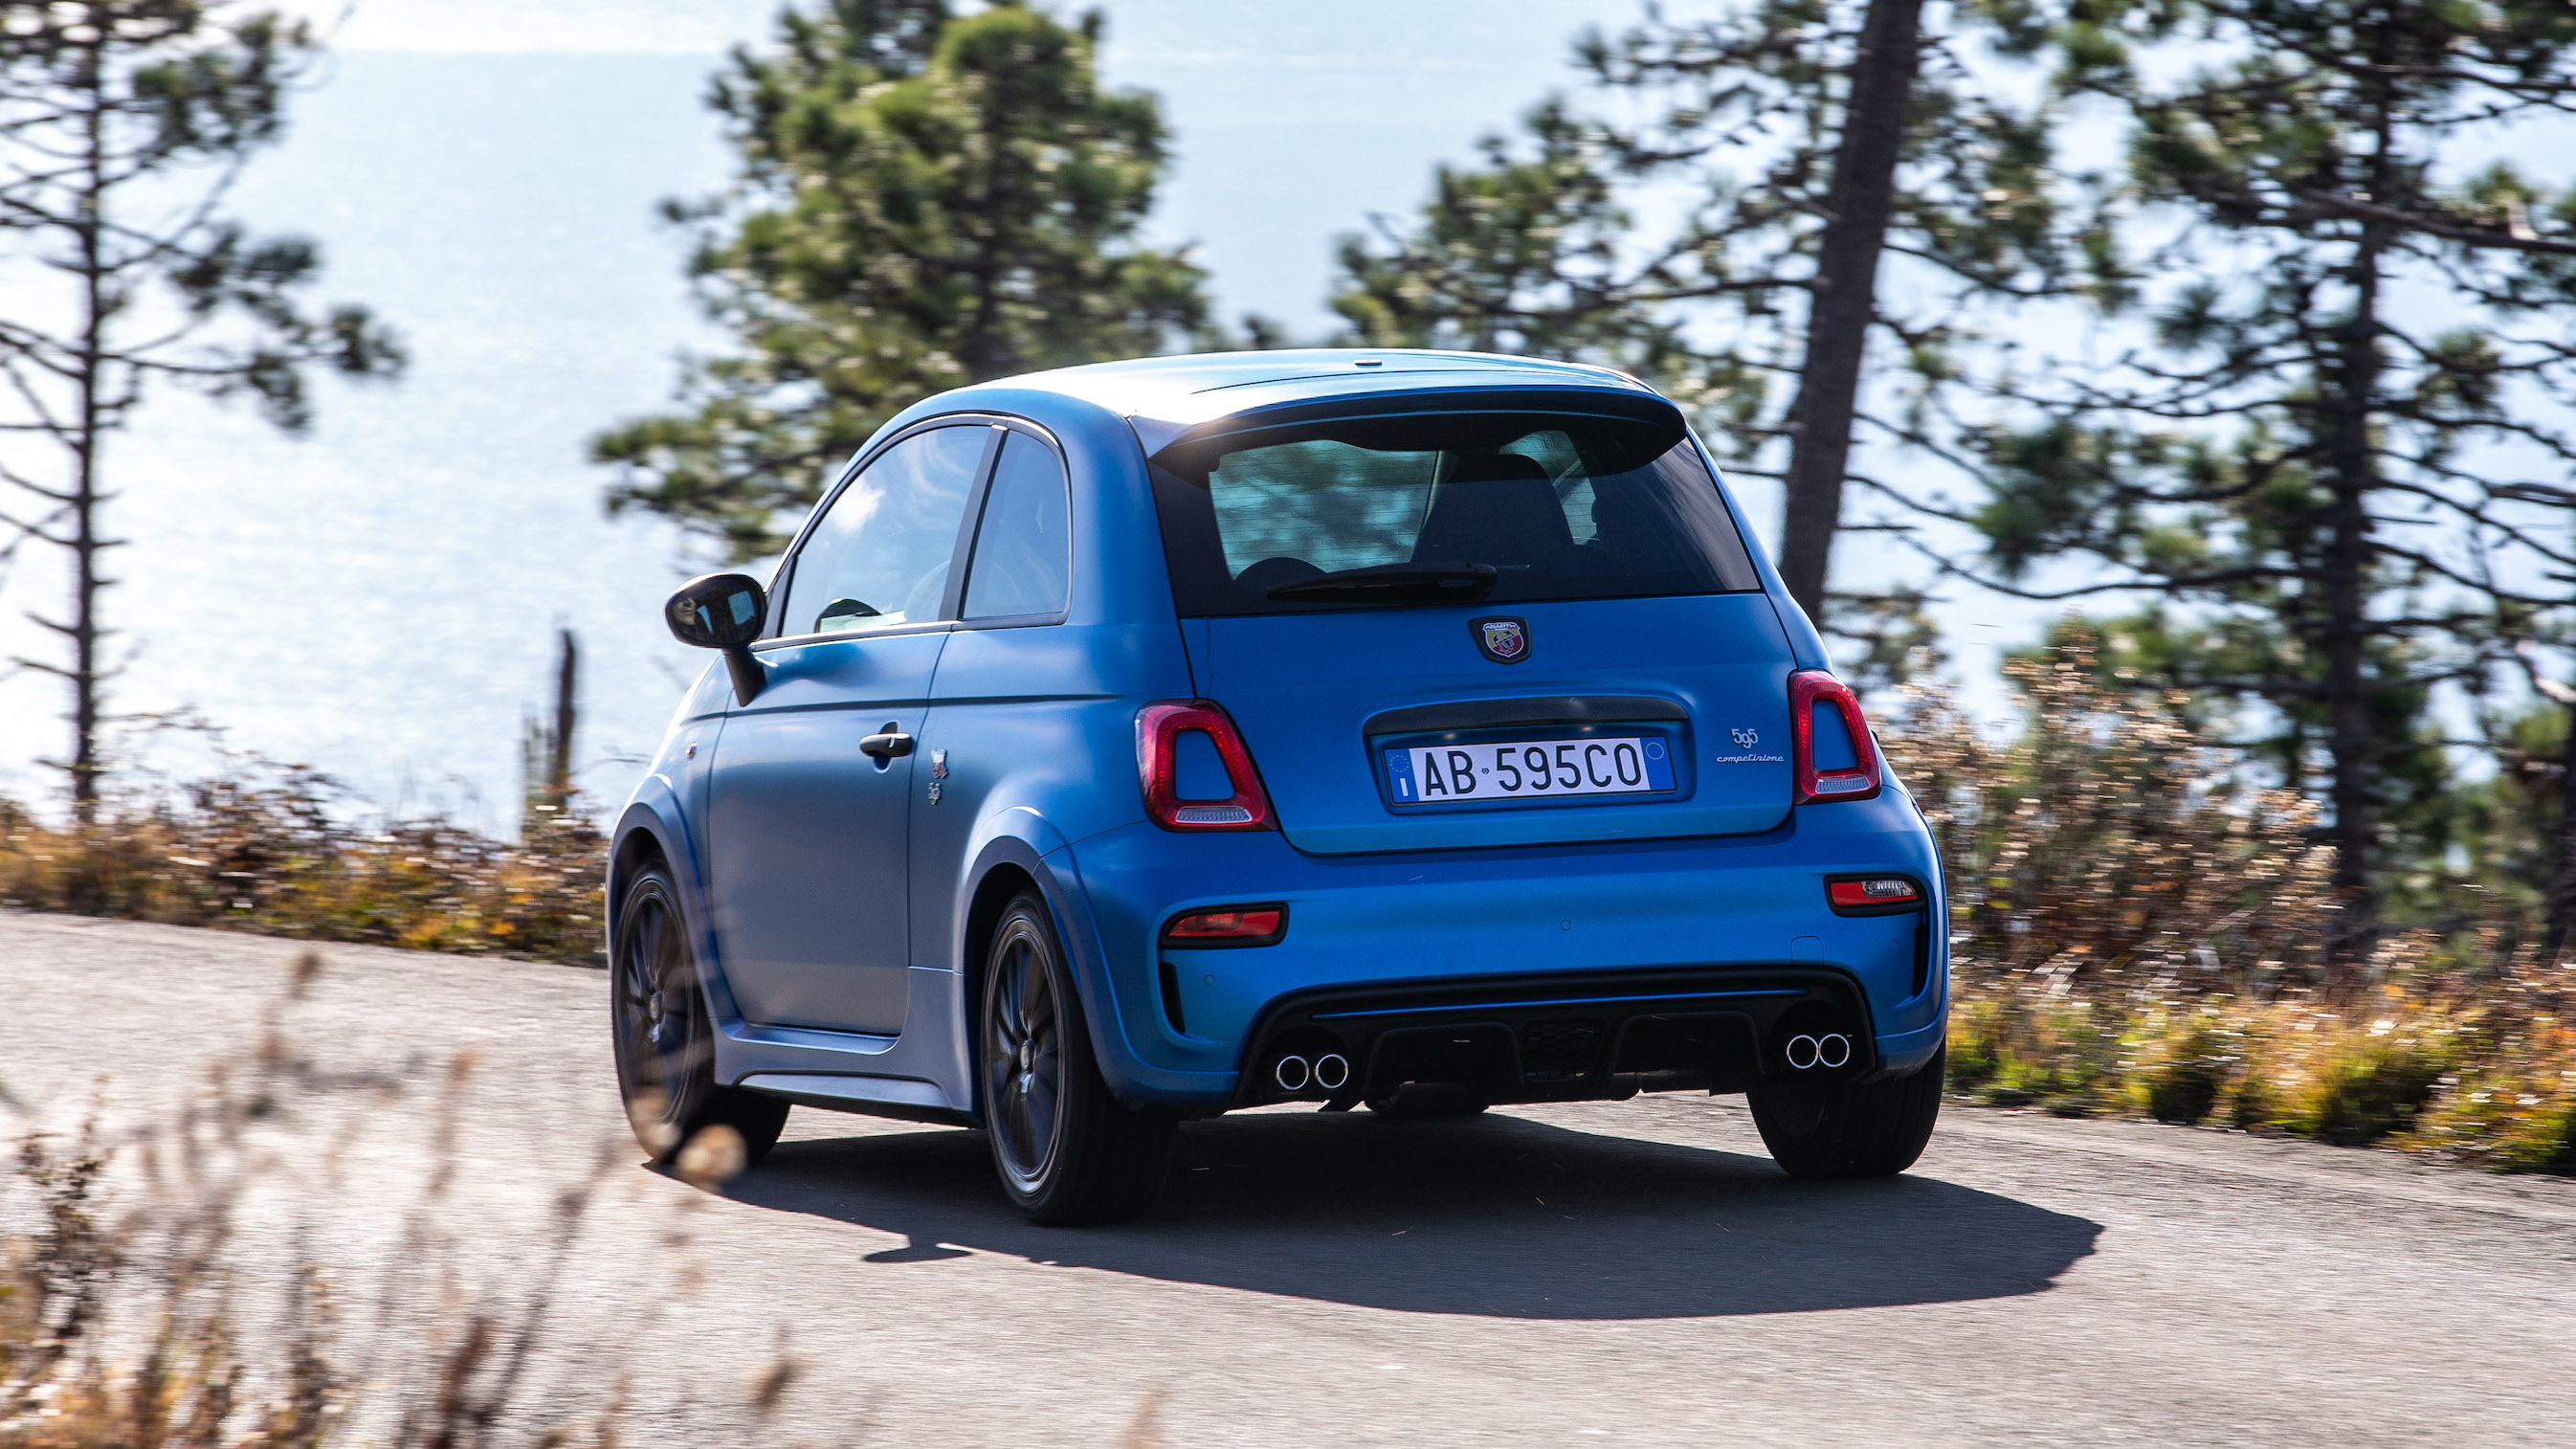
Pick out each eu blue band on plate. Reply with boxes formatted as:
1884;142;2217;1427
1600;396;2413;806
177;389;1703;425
1384;747;1419;803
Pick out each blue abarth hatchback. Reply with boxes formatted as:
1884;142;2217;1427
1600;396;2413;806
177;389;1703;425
611;349;1947;1223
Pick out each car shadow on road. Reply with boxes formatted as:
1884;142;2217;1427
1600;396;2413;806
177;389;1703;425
719;1108;2101;1320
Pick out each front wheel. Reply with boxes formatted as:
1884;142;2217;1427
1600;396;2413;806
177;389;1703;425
981;891;1176;1225
611;865;788;1166
1746;1043;1944;1180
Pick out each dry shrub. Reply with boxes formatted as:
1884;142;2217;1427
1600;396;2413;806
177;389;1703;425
0;765;604;965
1890;647;2576;1170
1887;647;2335;997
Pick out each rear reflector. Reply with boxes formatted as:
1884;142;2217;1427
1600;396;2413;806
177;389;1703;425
1161;904;1288;947
1789;670;1882;805
1137;700;1277;832
1828;878;1921;909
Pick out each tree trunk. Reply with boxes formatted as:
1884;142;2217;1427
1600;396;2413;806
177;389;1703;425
66;42;107;823
2544;693;2576;962
2317;69;2397;974
1773;0;1923;624
548;627;579;801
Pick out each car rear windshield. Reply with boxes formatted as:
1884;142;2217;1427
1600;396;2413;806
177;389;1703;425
1146;409;1762;616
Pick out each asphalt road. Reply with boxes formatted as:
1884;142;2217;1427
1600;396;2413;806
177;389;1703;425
5;909;2574;1447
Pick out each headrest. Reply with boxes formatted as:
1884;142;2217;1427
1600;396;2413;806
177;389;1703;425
1447;453;1553;485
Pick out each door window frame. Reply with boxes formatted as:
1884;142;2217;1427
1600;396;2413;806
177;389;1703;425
759;416;1007;648
760;412;1075;648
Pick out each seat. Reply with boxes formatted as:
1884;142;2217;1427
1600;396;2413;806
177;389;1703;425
1411;454;1575;569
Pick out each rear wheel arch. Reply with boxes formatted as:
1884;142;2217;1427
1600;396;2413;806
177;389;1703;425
961;863;1042;1037
957;850;1139;1119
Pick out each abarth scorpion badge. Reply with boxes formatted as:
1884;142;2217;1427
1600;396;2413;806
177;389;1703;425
1471;615;1530;664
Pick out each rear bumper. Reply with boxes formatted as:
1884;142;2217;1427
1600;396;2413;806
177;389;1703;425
1232;965;1876;1110
1054;791;1948;1111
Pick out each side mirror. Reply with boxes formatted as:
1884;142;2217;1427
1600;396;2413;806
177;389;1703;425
665;572;767;705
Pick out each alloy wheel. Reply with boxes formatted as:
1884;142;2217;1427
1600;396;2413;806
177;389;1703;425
985;925;1062;1187
614;886;697;1114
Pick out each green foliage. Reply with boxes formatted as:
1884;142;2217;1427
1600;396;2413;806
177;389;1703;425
1331;0;2115;652
1954;1;2576;934
593;0;1213;557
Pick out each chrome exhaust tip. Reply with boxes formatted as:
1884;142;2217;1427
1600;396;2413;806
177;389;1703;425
1273;1054;1311;1092
1312;1053;1350;1091
1817;1033;1852;1069
1785;1034;1821;1070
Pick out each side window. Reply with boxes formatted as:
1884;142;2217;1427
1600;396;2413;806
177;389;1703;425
780;425;990;636
961;432;1072;620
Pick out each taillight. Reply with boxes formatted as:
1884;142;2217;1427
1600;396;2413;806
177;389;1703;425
1827;876;1921;913
1136;700;1277;831
1160;904;1288;947
1790;669;1881;804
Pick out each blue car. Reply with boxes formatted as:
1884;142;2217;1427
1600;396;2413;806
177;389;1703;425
611;349;1947;1223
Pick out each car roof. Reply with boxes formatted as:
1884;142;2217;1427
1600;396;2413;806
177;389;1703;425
988;348;1666;454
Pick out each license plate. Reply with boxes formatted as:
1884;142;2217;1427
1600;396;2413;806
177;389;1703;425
1385;735;1675;805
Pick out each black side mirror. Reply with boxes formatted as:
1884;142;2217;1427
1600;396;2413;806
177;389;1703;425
665;572;767;705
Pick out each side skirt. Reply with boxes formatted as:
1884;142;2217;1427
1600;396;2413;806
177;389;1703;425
714;965;978;1127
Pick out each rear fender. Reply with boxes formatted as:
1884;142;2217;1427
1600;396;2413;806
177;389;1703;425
952;813;1228;1115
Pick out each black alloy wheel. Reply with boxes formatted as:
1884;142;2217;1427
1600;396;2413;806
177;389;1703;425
611;865;788;1165
980;890;1175;1224
1746;1042;1944;1179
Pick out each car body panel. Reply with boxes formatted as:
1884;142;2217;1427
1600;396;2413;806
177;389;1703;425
702;628;947;1035
609;348;1946;1125
1204;592;1797;854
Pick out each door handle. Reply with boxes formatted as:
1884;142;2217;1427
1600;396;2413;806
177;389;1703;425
858;724;914;760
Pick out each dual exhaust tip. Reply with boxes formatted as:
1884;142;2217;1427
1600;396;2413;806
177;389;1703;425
1273;1052;1350;1093
1784;1033;1853;1071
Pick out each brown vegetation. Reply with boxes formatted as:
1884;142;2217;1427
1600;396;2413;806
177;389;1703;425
0;765;604;966
1891;652;2576;1171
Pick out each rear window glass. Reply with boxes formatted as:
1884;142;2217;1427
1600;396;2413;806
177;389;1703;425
1147;410;1761;616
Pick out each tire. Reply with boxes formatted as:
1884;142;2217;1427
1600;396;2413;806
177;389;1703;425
981;890;1175;1224
1746;1043;1944;1180
611;865;789;1166
1363;1084;1490;1120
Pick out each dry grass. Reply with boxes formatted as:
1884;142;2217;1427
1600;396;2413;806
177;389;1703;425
0;766;605;966
0;950;771;1447
1892;651;2576;1171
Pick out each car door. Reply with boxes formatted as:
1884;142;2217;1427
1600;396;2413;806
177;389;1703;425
909;427;1088;981
704;422;998;1035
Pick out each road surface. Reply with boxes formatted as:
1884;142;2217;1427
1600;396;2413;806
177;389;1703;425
4;909;2573;1447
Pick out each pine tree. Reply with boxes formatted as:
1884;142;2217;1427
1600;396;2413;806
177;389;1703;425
0;2;404;818
593;0;1213;557
1332;0;2115;639
1957;0;2576;954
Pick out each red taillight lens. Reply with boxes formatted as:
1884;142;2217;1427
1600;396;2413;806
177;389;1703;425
1789;669;1882;805
1828;877;1921;911
1136;700;1277;831
1160;904;1287;947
